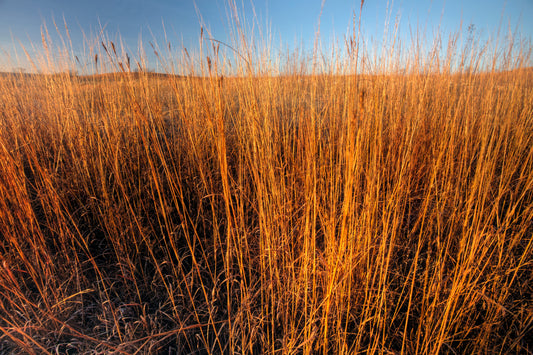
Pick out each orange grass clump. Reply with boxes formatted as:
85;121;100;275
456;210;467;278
0;4;532;354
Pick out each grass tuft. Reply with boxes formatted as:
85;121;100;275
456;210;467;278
1;3;532;354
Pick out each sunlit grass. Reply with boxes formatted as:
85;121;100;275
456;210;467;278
0;4;532;354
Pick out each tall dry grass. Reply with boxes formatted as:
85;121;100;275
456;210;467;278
0;5;532;354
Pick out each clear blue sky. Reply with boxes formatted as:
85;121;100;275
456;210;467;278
0;0;532;73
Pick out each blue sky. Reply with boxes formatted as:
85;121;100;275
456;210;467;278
0;0;532;73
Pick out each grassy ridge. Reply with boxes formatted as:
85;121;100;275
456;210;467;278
0;19;533;354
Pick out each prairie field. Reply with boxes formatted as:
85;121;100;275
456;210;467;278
0;15;532;354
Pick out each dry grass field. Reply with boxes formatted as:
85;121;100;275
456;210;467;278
0;11;532;354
